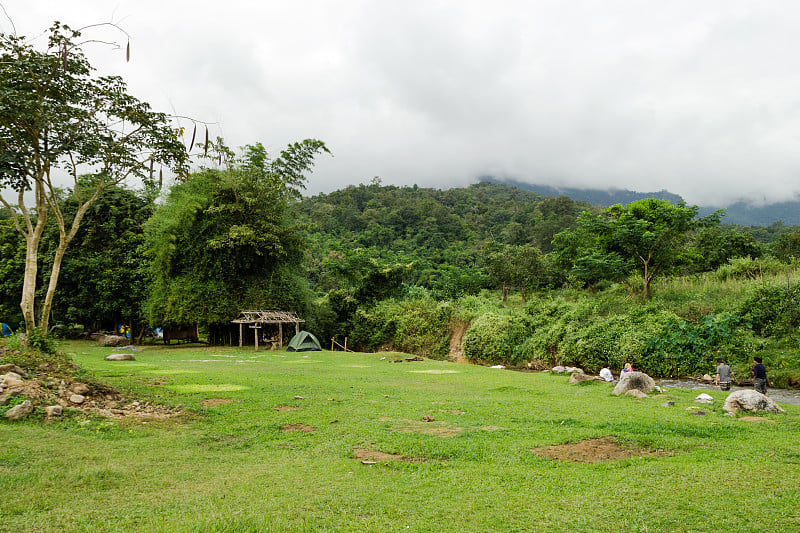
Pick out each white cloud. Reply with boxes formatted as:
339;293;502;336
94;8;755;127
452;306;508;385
3;0;800;206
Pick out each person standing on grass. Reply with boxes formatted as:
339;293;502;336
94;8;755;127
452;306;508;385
599;363;614;382
752;356;768;395
715;358;733;391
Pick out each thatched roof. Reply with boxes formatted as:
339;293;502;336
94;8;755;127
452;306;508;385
231;310;305;325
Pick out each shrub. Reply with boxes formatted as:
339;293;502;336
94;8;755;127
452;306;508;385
463;312;532;366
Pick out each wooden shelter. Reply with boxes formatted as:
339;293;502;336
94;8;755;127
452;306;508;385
231;310;305;350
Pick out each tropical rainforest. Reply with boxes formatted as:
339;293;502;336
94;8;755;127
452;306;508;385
2;23;800;388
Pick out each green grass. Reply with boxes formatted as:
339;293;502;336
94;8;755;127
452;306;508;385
2;341;799;532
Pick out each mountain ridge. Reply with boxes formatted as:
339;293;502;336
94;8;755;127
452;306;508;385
481;177;799;227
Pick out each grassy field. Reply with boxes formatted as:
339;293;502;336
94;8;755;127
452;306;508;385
2;341;799;532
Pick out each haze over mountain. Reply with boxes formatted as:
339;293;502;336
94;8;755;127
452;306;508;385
482;177;800;227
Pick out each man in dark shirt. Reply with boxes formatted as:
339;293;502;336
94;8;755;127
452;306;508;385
752;356;768;395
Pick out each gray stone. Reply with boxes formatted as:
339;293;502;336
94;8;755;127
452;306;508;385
723;390;785;414
45;405;63;418
69;394;86;405
70;382;90;395
118;345;141;351
5;400;33;420
2;372;25;388
565;367;584;374
612;371;656;396
625;389;648;399
98;335;128;347
568;373;603;384
551;366;566;373
660;401;675;407
105;353;135;361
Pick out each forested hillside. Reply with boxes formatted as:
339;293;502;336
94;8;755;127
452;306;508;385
4;176;800;386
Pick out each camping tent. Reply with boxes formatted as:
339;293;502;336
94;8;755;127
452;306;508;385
1;323;12;337
287;330;322;352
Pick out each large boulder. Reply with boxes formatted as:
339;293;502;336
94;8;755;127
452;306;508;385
723;390;785;414
97;335;128;347
612;371;656;396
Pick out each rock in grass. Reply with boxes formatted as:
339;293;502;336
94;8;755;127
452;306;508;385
568;373;603;384
69;394;85;405
612;372;656;396
105;353;135;361
695;393;714;403
723;390;785;414
0;364;27;377
625;389;648;399
660;401;675;407
45;405;63;418
5;400;33;420
2;372;25;388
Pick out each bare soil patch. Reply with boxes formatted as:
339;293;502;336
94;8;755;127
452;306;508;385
274;405;300;411
449;319;469;363
390;418;464;438
200;398;234;407
533;436;666;463
352;448;423;463
281;423;315;432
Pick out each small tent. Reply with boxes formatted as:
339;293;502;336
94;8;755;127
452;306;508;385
287;330;322;352
1;323;12;337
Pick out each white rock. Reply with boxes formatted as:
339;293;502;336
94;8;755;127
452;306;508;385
69;394;85;404
105;353;135;361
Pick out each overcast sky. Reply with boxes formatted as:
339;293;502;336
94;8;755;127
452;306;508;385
3;1;800;206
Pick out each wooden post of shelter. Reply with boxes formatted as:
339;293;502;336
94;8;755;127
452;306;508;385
231;310;305;350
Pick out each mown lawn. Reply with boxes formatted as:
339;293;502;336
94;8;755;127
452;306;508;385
2;341;799;532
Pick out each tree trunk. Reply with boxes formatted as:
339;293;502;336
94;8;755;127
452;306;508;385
520;285;527;304
19;185;48;334
502;285;508;303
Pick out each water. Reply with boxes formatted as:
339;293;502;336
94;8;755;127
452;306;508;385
656;379;800;406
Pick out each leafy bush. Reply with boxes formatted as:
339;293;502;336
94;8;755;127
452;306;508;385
738;282;800;337
7;328;58;354
715;256;787;281
463;312;532;366
643;313;757;377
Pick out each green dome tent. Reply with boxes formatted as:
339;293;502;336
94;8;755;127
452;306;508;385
287;330;322;352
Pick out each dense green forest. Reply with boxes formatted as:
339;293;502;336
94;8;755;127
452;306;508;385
3;173;800;386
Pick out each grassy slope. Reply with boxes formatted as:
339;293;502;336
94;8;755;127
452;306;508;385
1;341;799;532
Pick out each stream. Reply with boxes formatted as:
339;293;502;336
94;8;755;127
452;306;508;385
656;379;800;406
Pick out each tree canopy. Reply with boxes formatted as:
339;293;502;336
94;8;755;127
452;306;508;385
144;141;328;328
0;22;187;333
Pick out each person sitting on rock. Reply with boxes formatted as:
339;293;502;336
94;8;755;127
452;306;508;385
621;362;633;375
599;363;614;382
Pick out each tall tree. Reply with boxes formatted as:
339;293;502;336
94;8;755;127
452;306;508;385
144;140;328;330
583;199;721;298
0;23;187;334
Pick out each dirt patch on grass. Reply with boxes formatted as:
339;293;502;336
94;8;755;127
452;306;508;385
200;398;234;407
274;405;300;412
739;416;776;423
533;436;665;463
281;423;315;432
390;419;464;438
449;319;469;363
353;448;423;463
